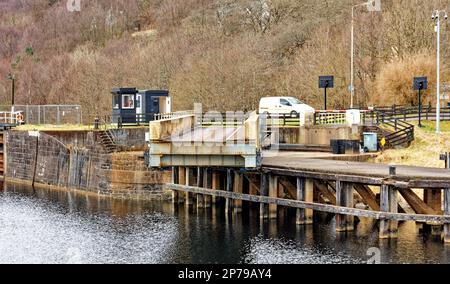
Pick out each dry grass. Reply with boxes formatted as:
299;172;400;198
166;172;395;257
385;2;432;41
373;121;450;168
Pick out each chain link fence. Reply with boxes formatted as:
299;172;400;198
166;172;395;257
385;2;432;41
0;105;82;125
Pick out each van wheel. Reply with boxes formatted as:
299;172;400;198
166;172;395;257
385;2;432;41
290;111;299;118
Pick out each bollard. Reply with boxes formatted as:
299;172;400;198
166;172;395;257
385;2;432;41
94;117;100;130
389;166;396;176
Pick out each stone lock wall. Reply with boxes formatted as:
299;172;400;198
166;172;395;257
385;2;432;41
5;128;170;200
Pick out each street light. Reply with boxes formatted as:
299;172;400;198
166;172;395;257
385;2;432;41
432;10;448;134
350;0;381;108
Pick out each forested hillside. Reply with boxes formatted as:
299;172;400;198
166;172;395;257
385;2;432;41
1;0;450;119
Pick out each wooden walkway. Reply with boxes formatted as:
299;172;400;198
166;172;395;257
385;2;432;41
262;155;450;189
167;153;450;242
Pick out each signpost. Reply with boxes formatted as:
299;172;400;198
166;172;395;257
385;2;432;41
413;77;428;127
319;76;334;111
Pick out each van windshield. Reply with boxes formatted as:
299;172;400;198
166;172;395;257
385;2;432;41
287;97;304;105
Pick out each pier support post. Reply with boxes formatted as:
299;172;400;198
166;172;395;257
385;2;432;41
196;167;204;209
424;188;443;236
185;167;193;205
296;178;314;225
233;171;243;213
171;166;179;203
225;169;233;214
177;167;186;203
444;189;450;243
268;175;278;219
260;173;269;219
336;181;354;232
203;168;212;208
211;171;220;204
379;185;398;239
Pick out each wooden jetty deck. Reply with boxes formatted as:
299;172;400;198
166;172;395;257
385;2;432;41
151;112;450;242
165;153;450;242
262;156;450;188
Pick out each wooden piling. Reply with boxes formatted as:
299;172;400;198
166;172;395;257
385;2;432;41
225;169;233;214
268;175;278;219
233;171;243;213
177;166;186;203
379;184;398;239
260;173;269;219
296;178;314;225
171;166;179;203
424;188;443;236
444;189;450;243
196;167;205;208
185;167;193;205
336;180;354;232
203;168;212;208
211;171;220;204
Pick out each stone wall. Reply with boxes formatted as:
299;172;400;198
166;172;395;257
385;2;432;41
5;128;170;200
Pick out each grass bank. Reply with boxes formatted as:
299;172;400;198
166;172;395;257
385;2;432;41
374;121;450;168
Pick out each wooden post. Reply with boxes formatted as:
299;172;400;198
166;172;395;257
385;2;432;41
268;175;278;219
211;171;220;204
185;167;193;205
171;166;179;203
203;168;212;208
379;185;398;239
196;167;204;209
260;173;269;220
335;180;354;232
233;171;243;213
225;169;233;214
296;178;314;225
444;188;450;243
424;188;443;236
178;166;186;203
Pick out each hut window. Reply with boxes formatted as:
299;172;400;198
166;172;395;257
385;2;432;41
113;94;120;109
122;95;135;109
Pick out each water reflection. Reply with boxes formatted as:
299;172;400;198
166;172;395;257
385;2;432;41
1;183;450;264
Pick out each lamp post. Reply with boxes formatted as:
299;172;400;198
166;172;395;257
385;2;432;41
350;0;381;108
432;10;448;134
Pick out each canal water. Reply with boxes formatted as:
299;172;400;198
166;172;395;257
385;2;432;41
1;184;450;264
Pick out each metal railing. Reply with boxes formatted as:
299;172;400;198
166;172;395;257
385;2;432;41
0;105;82;125
0;111;21;125
153;110;195;121
314;111;347;125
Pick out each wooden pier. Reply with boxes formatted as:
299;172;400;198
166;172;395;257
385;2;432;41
149;112;450;242
165;155;450;241
0;129;4;186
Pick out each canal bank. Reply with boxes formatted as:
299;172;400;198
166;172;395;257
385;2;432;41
4;128;171;200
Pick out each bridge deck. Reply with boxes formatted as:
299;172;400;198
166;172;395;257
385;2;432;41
165;126;245;143
262;152;450;188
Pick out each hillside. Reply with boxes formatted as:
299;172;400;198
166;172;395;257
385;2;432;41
2;0;450;120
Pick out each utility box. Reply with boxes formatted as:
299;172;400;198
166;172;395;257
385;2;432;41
346;109;361;126
363;132;378;152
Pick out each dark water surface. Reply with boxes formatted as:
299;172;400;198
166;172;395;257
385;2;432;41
1;184;450;264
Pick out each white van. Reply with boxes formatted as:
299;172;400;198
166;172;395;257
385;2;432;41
259;97;315;117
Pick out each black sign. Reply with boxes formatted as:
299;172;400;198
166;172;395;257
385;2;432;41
413;77;428;91
319;76;334;89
